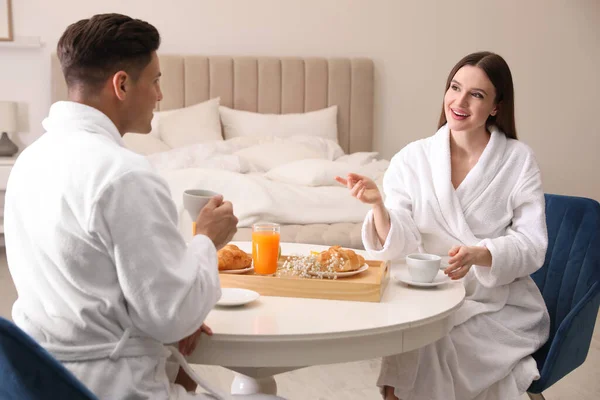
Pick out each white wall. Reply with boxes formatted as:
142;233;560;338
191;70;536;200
2;0;599;200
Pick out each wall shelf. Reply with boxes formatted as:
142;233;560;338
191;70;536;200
0;36;43;49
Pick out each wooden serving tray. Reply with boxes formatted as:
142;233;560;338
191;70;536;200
219;256;390;303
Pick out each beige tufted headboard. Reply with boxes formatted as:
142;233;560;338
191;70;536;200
51;54;374;153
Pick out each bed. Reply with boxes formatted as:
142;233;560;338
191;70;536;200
51;54;385;249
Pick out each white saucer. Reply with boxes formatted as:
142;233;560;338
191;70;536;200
216;288;260;307
394;269;451;287
220;266;254;274
307;264;369;279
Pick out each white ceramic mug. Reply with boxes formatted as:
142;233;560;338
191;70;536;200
183;189;220;234
406;253;441;283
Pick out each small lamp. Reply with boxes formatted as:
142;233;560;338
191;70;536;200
0;101;18;157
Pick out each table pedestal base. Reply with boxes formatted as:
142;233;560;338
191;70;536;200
231;374;277;395
227;367;299;396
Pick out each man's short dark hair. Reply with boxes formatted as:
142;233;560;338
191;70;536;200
57;13;160;94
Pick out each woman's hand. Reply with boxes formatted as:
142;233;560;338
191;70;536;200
444;245;492;280
335;173;390;246
178;323;213;356
335;173;383;205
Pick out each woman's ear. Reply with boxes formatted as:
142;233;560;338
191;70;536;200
490;102;500;117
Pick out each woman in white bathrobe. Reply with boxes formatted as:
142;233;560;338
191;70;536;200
337;51;550;400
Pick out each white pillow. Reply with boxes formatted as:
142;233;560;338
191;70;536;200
286;135;345;160
226;135;344;160
219;105;338;143
122;133;171;155
336;151;379;166
153;97;222;148
265;159;354;187
234;142;324;172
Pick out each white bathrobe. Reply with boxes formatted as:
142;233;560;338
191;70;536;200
363;125;550;400
4;102;227;399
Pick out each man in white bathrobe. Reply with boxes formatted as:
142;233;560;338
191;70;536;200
4;13;254;400
337;52;550;400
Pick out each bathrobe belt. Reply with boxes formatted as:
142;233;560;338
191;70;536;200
44;328;230;399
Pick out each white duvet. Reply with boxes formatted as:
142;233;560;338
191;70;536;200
145;136;389;235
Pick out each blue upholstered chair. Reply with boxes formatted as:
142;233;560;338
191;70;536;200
527;194;600;399
0;316;98;400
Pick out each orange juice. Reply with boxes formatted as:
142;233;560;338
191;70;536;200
252;225;280;275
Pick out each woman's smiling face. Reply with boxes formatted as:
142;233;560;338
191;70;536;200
444;65;498;134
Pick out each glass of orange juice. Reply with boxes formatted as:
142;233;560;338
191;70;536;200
252;223;280;275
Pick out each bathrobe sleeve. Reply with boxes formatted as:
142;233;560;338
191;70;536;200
473;154;548;288
89;169;221;344
362;150;422;260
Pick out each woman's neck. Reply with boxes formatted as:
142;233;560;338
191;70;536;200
449;126;491;157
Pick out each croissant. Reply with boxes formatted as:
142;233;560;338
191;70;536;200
217;244;252;271
316;246;366;272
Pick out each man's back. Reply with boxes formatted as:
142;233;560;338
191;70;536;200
4;101;222;399
5;101;155;347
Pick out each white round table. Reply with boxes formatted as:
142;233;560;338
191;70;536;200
188;242;465;396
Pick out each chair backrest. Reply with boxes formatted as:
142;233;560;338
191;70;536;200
0;317;98;400
530;194;600;367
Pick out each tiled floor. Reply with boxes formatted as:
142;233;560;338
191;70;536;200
1;250;598;399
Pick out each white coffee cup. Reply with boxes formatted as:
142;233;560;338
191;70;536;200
406;253;441;283
182;189;220;221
